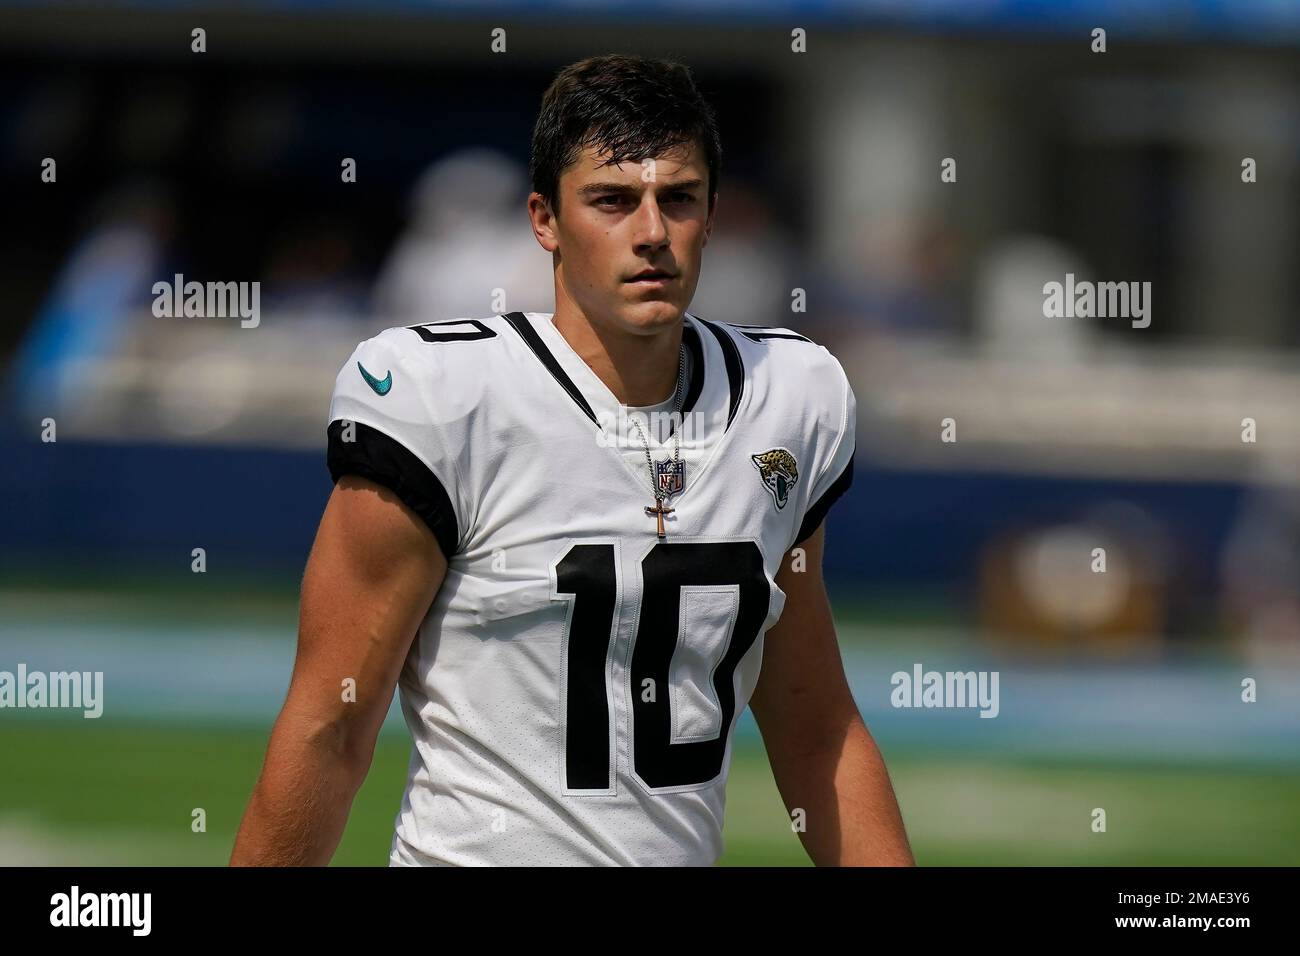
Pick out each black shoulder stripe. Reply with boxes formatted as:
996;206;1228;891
794;454;854;547
727;322;813;344
327;419;459;558
680;321;705;415
502;312;598;426
737;329;812;343
694;316;744;430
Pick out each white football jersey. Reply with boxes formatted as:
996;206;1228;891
326;310;856;866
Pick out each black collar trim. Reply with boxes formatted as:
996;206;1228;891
679;319;705;416
503;311;599;426
505;312;711;428
694;316;744;431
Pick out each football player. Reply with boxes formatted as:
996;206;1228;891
232;54;913;866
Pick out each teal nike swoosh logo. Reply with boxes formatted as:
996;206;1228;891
357;361;392;396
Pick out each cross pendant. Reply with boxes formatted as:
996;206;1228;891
644;499;674;539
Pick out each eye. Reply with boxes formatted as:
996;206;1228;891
596;195;627;207
668;192;695;203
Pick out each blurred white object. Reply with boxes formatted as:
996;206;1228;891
974;235;1093;359
371;147;553;321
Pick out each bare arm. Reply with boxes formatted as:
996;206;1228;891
230;475;446;866
748;523;915;866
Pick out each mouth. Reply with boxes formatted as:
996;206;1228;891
626;270;676;284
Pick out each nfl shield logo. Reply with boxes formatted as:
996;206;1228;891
654;458;684;496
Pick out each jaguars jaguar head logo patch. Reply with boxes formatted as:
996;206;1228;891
751;448;799;510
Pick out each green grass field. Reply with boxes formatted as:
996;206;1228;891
3;576;1297;865
2;719;1298;866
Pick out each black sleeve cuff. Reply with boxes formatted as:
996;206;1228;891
327;419;459;558
794;454;854;547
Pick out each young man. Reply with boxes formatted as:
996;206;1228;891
231;55;913;867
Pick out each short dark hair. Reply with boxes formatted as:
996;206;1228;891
530;55;722;217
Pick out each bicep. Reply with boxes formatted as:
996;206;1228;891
285;474;447;744
749;523;859;757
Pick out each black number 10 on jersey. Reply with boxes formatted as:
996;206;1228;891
554;540;770;792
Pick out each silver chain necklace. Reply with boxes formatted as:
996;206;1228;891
628;341;688;539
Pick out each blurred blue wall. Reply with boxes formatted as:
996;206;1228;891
1;432;1245;605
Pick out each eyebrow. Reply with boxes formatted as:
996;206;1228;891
578;178;705;196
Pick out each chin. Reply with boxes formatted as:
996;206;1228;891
616;297;685;333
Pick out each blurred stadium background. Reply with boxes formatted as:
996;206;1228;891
2;0;1299;865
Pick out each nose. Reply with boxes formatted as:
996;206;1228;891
633;194;669;251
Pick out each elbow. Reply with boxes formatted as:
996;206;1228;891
286;705;382;784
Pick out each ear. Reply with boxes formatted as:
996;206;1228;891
702;193;718;247
528;192;560;253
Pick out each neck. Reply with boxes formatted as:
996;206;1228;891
552;300;683;407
